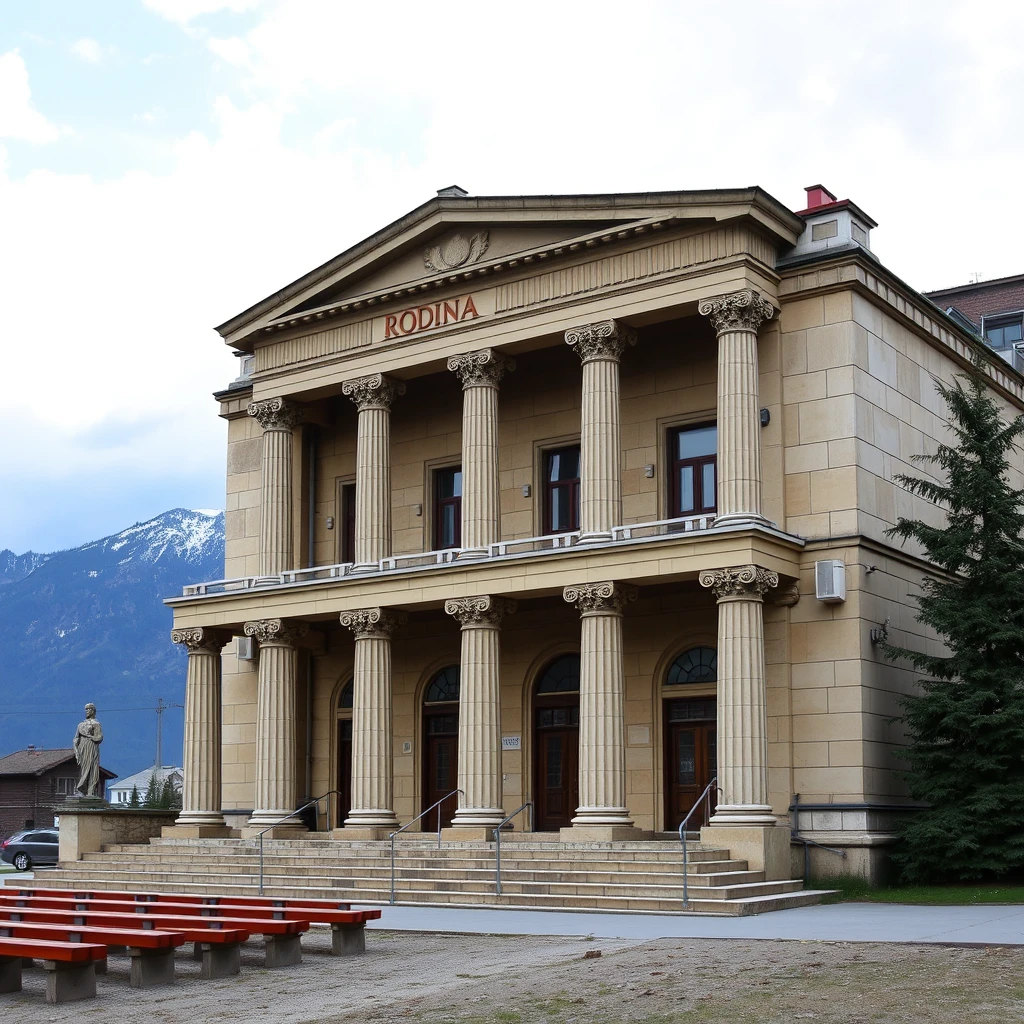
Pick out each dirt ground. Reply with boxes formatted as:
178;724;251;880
8;928;1024;1024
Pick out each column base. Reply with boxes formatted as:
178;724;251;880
161;825;238;839
450;808;505;829
560;825;650;842
456;547;489;561
709;803;777;826
348;562;381;574
708;513;771;529
575;531;613;546
570;807;634;827
343;810;400;829
441;826;500;841
334;826;396;840
701;824;790;881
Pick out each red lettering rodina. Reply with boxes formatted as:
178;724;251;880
384;294;480;340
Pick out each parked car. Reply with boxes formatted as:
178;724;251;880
0;828;59;870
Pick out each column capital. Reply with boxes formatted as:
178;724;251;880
342;373;406;411
170;626;231;654
340;607;407;639
243;618;309;646
699;564;779;600
698;289;776;334
446;348;515;389
248;396;303;431
444;595;516;628
563;581;638;616
565;319;637;363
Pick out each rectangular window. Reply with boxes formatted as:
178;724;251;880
55;777;76;796
434;466;462;549
669;424;717;517
543;445;581;534
985;316;1024;350
337;482;356;564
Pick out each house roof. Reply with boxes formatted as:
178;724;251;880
108;766;183;792
0;748;115;780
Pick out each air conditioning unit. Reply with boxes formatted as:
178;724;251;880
236;635;256;661
815;560;846;603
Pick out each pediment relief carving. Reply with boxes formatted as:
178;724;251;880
424;231;489;273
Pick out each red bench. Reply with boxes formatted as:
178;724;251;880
0;907;308;969
0;936;105;1003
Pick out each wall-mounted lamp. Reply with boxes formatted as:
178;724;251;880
644;464;655;479
413;504;423;517
325;516;334;530
522;484;532;498
870;617;890;645
760;407;771;427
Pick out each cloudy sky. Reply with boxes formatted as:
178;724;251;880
2;0;1022;554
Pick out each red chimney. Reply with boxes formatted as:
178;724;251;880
804;184;837;210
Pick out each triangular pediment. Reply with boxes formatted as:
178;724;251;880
218;189;803;347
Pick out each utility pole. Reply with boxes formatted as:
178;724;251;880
155;697;166;768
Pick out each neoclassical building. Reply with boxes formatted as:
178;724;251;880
165;183;1024;881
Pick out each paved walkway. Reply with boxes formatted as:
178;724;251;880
364;902;1024;946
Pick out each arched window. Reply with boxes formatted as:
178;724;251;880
666;646;717;685
425;666;460;703
536;654;581;694
338;680;353;710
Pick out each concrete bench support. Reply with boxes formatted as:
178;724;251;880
264;932;302;967
331;923;365;956
129;946;176;988
0;956;22;994
43;960;97;1003
200;942;241;979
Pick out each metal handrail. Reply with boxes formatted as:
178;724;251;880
253;790;342;895
493;802;532;895
388;789;462;905
677;777;717;908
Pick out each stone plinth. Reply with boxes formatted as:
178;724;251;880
58;807;180;863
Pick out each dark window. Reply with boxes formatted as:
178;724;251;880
666;646;718;685
425;666;461;704
543;446;580;534
536;654;581;695
985;317;1024;350
338;680;353;710
339;482;356;563
434;467;462;550
669;425;717;517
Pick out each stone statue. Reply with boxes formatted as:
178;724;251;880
73;703;103;798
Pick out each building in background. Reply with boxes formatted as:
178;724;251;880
107;765;183;805
926;273;1024;371
0;747;116;838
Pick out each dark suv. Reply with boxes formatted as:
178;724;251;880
1;828;59;870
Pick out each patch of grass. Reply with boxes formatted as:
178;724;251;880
813;873;1024;905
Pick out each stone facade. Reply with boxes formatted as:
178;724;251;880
166;186;1024;878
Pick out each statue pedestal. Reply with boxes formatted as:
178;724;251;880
57;807;180;863
62;796;110;810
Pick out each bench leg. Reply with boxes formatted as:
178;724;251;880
201;942;241;979
0;957;22;994
95;957;108;975
43;960;96;1003
331;923;365;956
106;944;129;957
129;947;176;988
192;942;204;962
263;933;302;968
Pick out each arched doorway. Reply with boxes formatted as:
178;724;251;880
335;680;353;827
533;654;580;832
422;666;460;831
663;646;718;830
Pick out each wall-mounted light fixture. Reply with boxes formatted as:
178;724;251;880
644;464;655;479
413;504;423;517
325;516;335;530
522;484;532;498
870;617;890;645
760;407;771;427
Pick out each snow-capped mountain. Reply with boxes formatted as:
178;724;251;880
0;509;225;779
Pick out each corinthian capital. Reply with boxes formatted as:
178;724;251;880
339;607;407;640
447;349;515;389
342;373;406;411
563;581;638;616
444;595;516;628
699;564;778;600
698;289;776;334
248;396;303;431
170;626;231;654
565;319;637;363
243;618;309;646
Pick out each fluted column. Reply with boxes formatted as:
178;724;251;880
340;607;406;828
244;618;308;829
698;290;776;525
563;581;637;828
342;374;405;571
248;397;303;575
699;565;778;824
447;350;514;559
444;596;515;827
171;626;230;829
565;320;637;544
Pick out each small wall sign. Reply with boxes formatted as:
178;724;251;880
501;735;521;750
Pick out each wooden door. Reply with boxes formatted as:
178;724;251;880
664;697;717;830
422;707;459;831
336;718;352;827
534;704;579;831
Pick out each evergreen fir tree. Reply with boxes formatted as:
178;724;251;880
159;775;179;810
885;364;1024;882
143;771;159;809
128;784;140;808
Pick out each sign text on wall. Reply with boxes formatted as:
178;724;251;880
384;294;480;340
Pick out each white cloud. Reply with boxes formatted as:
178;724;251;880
143;0;262;25
0;50;61;143
70;38;105;63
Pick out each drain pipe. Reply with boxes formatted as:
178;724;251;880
305;648;314;824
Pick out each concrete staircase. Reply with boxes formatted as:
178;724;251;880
20;834;832;916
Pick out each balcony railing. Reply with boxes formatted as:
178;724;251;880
179;513;717;598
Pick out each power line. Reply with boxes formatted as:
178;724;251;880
0;704;183;716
